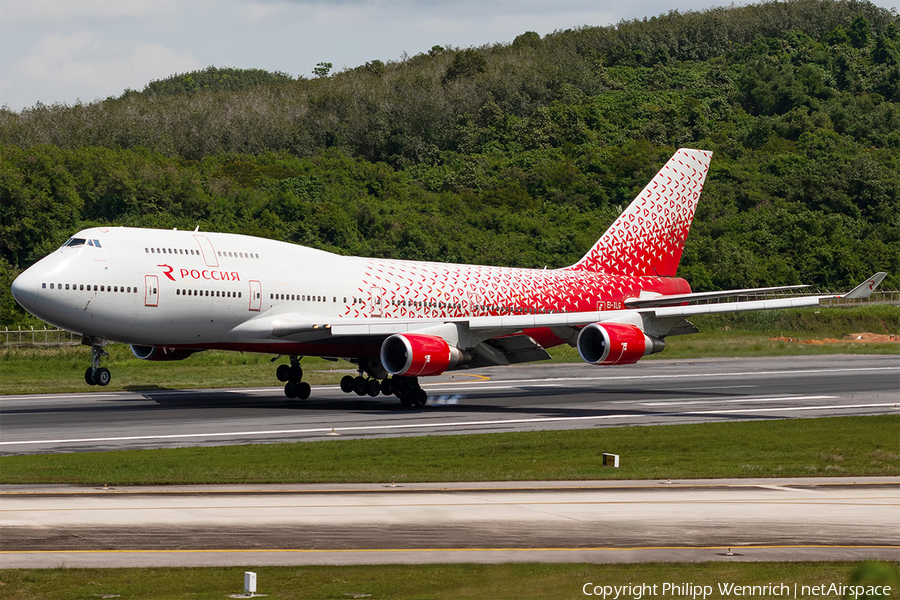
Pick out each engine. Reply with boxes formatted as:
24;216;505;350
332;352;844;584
380;334;466;377
576;322;665;366
130;345;200;362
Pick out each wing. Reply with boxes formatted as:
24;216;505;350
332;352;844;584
224;273;887;366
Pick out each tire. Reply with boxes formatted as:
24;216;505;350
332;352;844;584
85;368;97;386
296;382;311;400
353;376;367;396
289;365;303;382
399;393;413;408
414;389;427;407
367;379;381;397
340;375;355;393
95;368;111;387
276;364;291;382
284;381;298;399
380;378;393;396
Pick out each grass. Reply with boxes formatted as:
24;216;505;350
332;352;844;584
1;415;897;485
0;562;898;600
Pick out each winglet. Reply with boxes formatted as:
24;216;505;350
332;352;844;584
841;272;887;299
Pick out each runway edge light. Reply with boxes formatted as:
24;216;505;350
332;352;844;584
602;453;620;468
244;571;257;595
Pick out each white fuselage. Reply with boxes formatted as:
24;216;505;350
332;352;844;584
11;227;685;355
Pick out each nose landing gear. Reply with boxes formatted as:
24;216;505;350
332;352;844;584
83;339;110;386
277;355;310;400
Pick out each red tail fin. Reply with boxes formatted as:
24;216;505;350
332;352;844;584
568;148;712;277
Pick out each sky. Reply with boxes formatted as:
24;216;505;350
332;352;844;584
1;0;898;112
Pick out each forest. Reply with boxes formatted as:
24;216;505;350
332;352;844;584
1;0;898;326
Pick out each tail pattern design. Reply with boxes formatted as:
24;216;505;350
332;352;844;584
569;148;712;277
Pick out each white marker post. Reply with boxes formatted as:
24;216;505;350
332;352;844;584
602;453;620;467
244;571;257;596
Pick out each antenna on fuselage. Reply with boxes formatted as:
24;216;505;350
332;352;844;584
194;225;200;232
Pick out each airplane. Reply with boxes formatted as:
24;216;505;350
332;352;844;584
10;148;887;407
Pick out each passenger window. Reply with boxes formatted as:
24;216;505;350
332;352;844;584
113;286;118;292
65;284;70;290
50;283;54;289
217;251;222;256
177;289;181;295
238;292;242;298
42;283;46;289
145;248;149;253
80;285;84;291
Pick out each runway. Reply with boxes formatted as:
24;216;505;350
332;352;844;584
1;478;898;568
1;355;897;455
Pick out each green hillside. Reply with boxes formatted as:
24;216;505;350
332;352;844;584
1;0;898;326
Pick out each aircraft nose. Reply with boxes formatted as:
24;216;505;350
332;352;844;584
11;269;38;311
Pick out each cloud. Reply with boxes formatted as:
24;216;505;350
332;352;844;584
13;32;201;105
1;0;180;23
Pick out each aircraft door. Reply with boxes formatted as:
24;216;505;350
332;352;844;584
193;235;219;267
249;280;262;311
370;287;384;317
144;275;159;307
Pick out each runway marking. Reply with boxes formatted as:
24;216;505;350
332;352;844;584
641;395;836;406
3;544;899;555
1;402;895;447
5;498;896;513
421;366;900;389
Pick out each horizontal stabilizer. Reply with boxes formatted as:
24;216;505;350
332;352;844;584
624;284;810;308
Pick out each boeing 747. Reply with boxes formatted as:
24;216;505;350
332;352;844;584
10;149;886;406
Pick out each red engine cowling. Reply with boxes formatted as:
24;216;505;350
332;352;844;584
380;334;463;377
576;323;664;366
130;345;200;362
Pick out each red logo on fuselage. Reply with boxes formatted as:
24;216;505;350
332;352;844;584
158;264;176;281
158;264;240;282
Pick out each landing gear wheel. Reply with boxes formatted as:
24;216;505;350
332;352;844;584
289;365;303;382
276;364;291;382
284;381;298;399
367;379;381;397
380;378;393;396
399;393;413;408
413;389;427;407
95;367;111;387
340;375;355;393
85;368;97;386
353;376;368;396
296;382;311;400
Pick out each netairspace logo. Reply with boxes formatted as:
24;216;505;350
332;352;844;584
582;582;894;599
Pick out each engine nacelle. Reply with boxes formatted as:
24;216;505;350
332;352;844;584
576;322;665;366
380;334;465;377
130;345;200;362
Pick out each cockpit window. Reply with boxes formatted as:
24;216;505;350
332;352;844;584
62;237;102;248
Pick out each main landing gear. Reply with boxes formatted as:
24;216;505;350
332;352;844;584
276;355;310;400
339;372;428;408
83;338;111;387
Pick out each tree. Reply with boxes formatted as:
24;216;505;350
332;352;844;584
442;49;487;84
313;62;333;78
